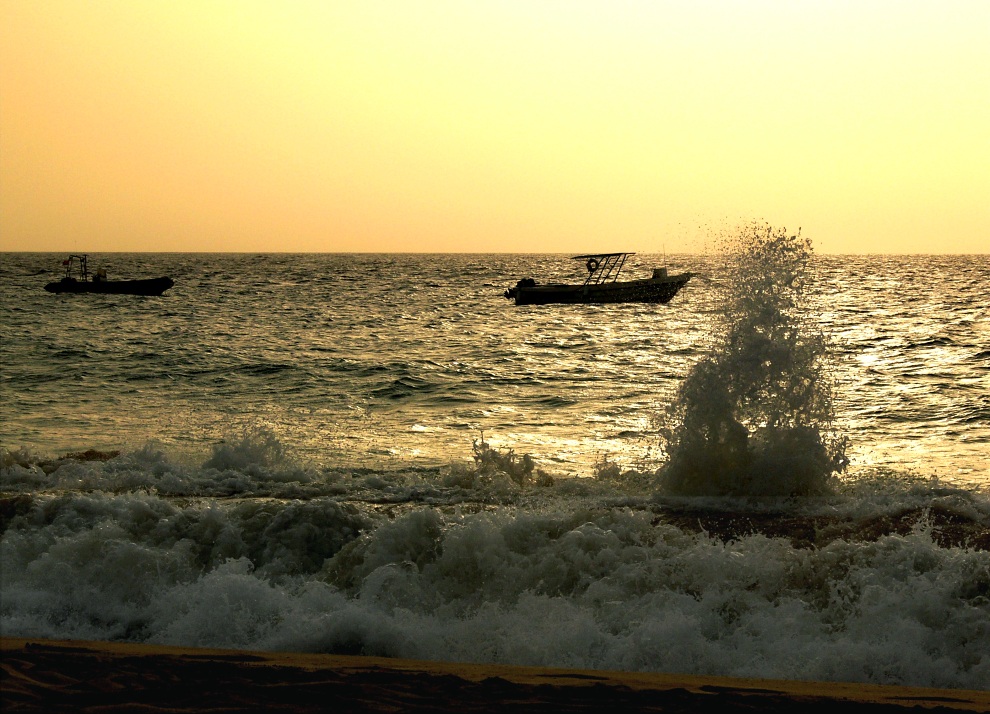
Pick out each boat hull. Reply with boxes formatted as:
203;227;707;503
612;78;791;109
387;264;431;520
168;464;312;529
510;274;691;306
44;277;175;296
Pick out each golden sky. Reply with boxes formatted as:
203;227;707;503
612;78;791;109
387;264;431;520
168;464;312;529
1;0;987;253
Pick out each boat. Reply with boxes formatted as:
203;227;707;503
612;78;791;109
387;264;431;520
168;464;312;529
44;255;174;296
504;252;691;306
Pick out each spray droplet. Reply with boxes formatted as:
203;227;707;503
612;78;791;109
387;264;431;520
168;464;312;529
656;222;848;497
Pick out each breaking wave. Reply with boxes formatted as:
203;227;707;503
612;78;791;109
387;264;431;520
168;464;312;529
656;224;848;497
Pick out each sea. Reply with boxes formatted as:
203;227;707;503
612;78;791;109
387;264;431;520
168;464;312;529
1;240;988;690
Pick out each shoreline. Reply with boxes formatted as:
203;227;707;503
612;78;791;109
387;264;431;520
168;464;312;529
2;637;987;712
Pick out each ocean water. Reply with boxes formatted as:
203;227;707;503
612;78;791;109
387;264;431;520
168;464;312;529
1;242;988;689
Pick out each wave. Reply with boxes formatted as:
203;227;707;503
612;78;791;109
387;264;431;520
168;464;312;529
656;224;847;497
2;432;989;689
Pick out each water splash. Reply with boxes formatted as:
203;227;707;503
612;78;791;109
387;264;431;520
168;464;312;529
656;223;848;496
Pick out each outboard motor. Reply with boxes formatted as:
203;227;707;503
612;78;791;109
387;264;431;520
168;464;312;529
504;278;536;300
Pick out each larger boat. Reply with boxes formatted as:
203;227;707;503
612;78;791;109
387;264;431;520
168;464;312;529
44;255;174;296
504;252;691;306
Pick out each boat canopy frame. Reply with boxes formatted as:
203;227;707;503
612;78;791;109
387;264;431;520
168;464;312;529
571;252;634;286
62;254;89;281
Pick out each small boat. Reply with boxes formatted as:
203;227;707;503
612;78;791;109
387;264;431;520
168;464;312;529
44;255;174;296
504;252;691;306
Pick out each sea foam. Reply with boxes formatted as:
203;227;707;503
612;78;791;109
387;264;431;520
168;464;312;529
1;435;988;689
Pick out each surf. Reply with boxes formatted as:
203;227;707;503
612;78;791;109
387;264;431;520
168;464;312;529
655;223;848;497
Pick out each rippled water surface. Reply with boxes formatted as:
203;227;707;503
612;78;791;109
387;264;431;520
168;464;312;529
2;252;986;481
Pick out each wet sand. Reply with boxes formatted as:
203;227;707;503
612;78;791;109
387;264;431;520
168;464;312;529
2;637;987;713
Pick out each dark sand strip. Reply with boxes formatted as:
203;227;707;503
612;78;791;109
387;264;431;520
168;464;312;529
2;637;987;713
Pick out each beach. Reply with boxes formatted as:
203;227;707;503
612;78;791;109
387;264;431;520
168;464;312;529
3;637;988;713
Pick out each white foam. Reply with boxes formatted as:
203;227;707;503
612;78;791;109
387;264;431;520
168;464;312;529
1;433;988;689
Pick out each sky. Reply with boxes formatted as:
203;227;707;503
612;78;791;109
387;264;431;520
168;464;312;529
1;1;987;254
